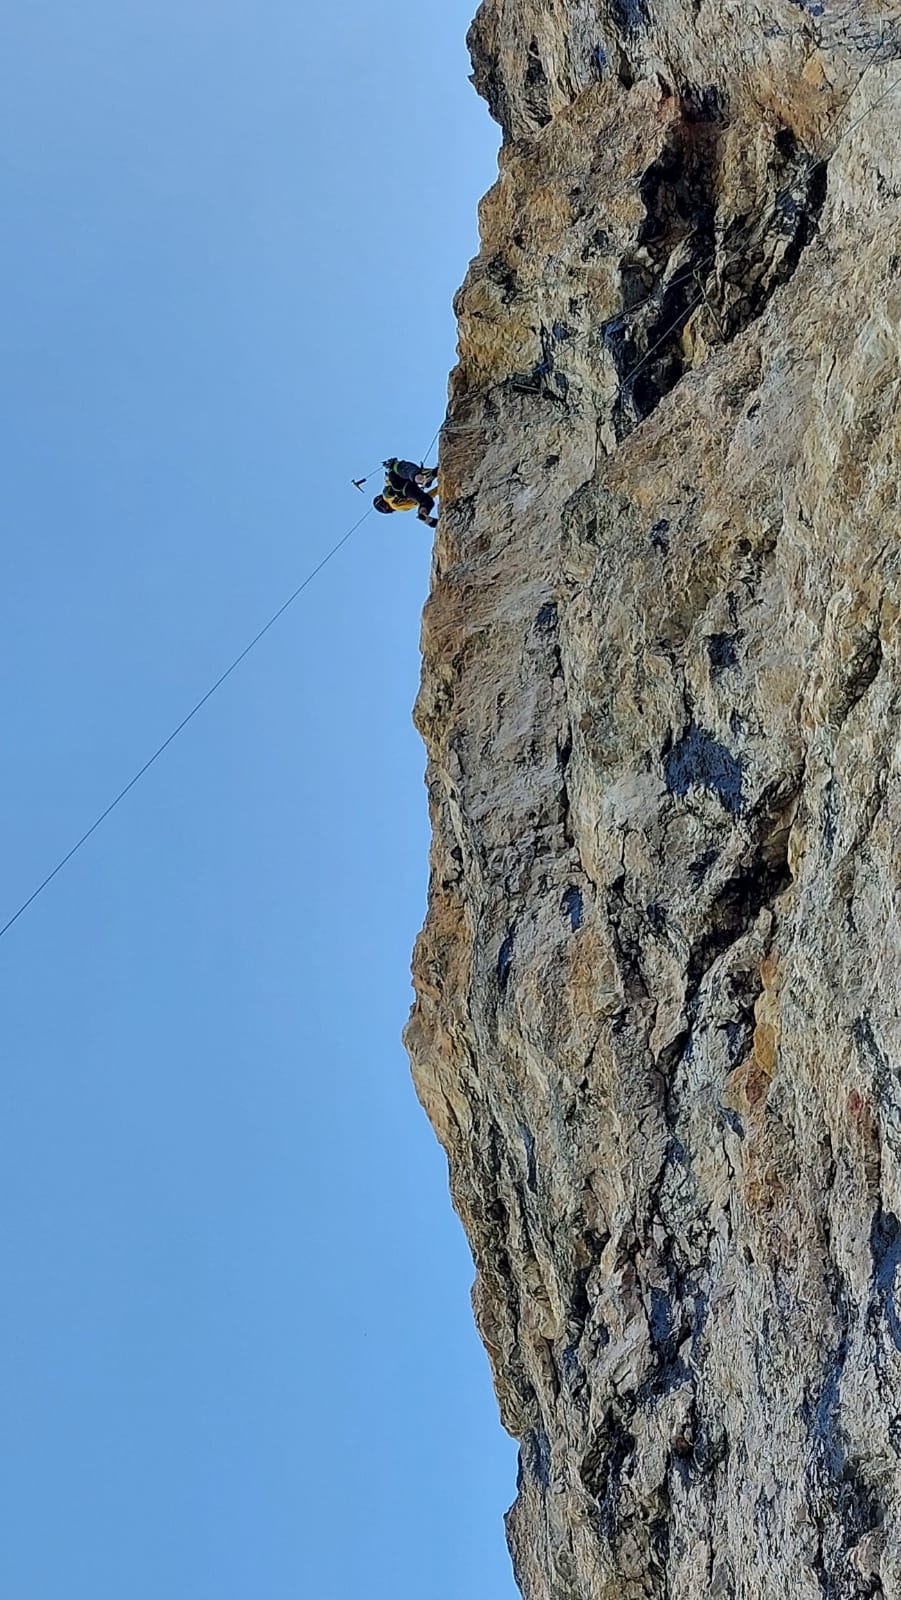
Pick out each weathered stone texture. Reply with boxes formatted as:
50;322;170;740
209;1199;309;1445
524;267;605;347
405;2;901;1595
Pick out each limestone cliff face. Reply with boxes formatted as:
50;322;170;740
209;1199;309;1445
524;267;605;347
405;3;901;1595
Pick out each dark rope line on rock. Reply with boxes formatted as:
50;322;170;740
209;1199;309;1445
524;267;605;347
616;288;706;392
832;65;901;148
598;59;901;410
821;0;897;143
434;280;709;447
0;509;372;944
438;258;712;426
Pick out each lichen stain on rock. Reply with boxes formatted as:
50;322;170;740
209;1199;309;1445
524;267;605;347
406;2;901;1595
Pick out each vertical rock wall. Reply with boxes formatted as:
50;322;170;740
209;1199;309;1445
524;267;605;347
406;2;901;1594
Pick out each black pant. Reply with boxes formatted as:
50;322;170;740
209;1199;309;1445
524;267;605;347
394;478;434;517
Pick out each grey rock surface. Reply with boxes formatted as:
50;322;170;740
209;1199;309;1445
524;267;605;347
406;2;901;1594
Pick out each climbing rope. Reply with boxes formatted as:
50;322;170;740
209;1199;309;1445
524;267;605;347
351;463;382;491
0;507;373;943
833;61;901;148
7;36;897;947
420;422;443;464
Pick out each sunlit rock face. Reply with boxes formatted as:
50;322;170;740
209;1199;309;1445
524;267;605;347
405;2;901;1594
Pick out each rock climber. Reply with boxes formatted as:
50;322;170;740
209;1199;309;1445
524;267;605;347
373;459;439;527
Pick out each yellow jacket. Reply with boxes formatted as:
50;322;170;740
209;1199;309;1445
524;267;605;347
383;485;439;513
383;491;420;511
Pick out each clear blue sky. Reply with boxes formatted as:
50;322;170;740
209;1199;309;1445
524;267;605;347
0;5;519;1597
